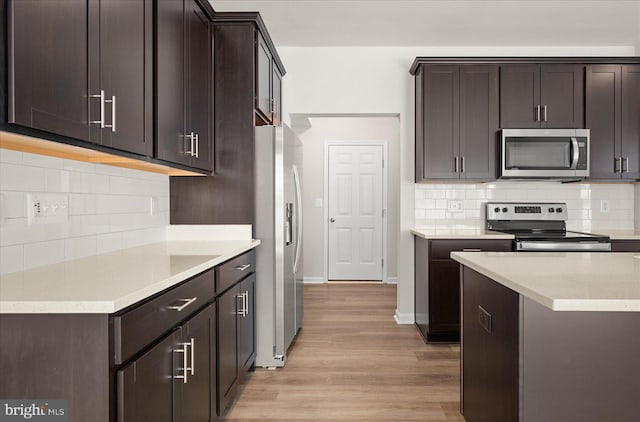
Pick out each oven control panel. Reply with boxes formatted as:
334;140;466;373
486;202;568;221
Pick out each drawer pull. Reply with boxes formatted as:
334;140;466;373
235;264;251;271
462;248;482;252
167;297;197;312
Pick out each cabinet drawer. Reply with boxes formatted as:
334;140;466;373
216;249;256;294
112;269;215;365
430;239;512;260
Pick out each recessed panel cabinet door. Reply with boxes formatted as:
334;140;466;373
621;65;640;180
117;329;180;422
539;64;584;129
217;285;239;413
272;67;283;126
239;274;255;369
187;0;212;171
9;0;92;141
156;0;189;166
500;64;540;128
99;0;153;156
256;34;272;121
423;65;459;179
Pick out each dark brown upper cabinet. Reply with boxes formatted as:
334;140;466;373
586;64;640;180
415;64;498;181
156;0;212;172
256;33;283;126
8;0;153;156
500;64;584;129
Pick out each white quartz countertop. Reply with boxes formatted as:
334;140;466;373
0;239;260;314
411;228;514;240
451;252;640;312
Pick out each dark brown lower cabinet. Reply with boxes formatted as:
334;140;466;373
217;272;256;415
414;237;512;342
117;304;215;422
611;240;640;252
461;266;640;422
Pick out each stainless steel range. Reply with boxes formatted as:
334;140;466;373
486;202;611;252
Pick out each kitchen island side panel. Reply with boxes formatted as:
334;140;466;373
0;314;110;422
521;297;640;422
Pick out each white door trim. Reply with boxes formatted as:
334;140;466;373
323;141;389;283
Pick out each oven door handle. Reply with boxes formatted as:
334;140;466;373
570;137;579;170
516;240;611;252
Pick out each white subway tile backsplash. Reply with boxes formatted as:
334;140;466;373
415;182;636;231
0;245;23;275
0;149;171;274
24;240;65;270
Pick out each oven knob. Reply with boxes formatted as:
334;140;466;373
556;207;563;213
494;207;500;213
502;207;508;213
548;207;555;213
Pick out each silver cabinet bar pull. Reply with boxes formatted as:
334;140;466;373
622;156;629;173
194;133;199;158
104;95;116;132
174;342;189;383
535;105;541;122
236;293;245;315
235;264;251;271
454;156;458;173
460;156;465;173
90;90;105;128
243;291;249;317
462;248;482;252
167;297;197;312
614;157;621;173
543;105;547;122
188;338;195;375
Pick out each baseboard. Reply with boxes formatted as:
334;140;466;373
303;277;327;284
385;277;398;284
394;309;414;325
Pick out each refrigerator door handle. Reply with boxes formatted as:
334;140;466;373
285;203;293;245
292;165;302;274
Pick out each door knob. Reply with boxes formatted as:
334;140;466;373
330;218;335;223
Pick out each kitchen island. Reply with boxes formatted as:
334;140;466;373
451;252;640;422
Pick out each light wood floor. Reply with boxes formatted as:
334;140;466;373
224;283;463;421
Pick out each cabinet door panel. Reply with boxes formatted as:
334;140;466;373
217;286;239;411
459;65;499;180
414;238;429;340
256;34;272;121
586;65;621;180
239;274;255;369
540;64;584;128
621;65;640;180
9;0;91;141
179;304;215;422
272;67;282;126
423;65;459;179
156;0;188;165
99;0;152;155
117;329;180;422
500;65;540;128
429;260;460;335
187;0;212;171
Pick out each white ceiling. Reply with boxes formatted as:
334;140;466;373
211;0;640;48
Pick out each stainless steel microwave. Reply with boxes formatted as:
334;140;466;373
500;129;590;179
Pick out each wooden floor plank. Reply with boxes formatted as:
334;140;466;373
223;283;462;421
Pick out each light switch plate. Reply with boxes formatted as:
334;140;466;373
27;193;69;225
447;199;464;213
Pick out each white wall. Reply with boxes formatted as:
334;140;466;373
279;45;636;324
292;116;400;282
0;148;169;275
416;183;635;232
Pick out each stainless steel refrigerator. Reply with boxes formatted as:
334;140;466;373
254;124;303;368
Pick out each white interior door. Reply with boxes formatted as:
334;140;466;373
328;145;384;281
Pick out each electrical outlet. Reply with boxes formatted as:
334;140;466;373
27;193;69;225
447;199;464;213
600;200;610;213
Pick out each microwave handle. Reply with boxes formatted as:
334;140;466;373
570;137;579;169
